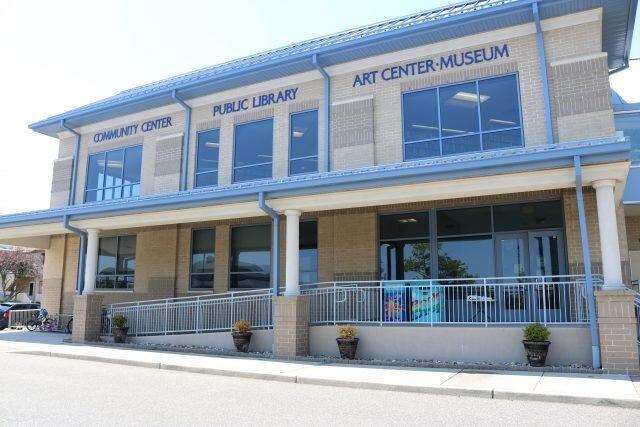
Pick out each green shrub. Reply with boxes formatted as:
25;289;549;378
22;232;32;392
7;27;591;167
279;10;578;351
111;314;127;329
523;323;550;341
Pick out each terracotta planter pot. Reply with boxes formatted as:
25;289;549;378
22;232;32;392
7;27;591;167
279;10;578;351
232;331;253;352
336;337;359;359
523;340;551;367
112;327;129;344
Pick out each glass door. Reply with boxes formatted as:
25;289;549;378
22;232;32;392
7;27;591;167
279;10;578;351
529;230;567;322
495;233;530;322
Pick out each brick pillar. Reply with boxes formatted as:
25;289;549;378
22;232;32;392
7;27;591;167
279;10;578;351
72;294;104;343
274;296;309;358
595;290;640;374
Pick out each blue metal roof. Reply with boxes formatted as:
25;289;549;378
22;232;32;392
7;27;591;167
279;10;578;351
0;136;630;229
29;0;637;137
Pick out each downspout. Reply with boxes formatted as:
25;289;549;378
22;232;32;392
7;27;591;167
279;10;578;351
573;156;601;369
172;90;192;192
60;120;81;205
63;215;87;295
532;2;554;145
258;192;280;296
312;54;330;173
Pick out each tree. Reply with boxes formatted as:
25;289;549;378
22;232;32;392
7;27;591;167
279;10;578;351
0;249;42;302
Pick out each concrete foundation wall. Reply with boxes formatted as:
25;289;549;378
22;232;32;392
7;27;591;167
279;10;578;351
127;329;273;353
310;325;592;366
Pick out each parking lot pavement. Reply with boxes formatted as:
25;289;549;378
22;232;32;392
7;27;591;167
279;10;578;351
2;352;640;426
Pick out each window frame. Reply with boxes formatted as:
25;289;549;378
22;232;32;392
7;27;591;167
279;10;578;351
189;228;216;292
288;109;319;176
401;73;524;162
299;219;319;284
95;234;136;292
194;128;221;189
84;145;143;203
228;223;272;290
232;117;274;183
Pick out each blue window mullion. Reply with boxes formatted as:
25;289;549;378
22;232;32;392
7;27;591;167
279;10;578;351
436;87;443;156
476;81;484;151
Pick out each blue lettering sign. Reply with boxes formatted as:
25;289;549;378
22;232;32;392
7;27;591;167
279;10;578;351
92;116;172;143
213;87;298;116
352;44;509;87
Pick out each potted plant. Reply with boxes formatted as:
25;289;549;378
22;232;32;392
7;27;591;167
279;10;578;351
111;314;128;344
336;325;359;359
232;320;252;352
523;323;551;367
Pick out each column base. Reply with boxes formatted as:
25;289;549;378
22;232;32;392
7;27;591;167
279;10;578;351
72;294;104;343
273;296;309;358
595;289;639;375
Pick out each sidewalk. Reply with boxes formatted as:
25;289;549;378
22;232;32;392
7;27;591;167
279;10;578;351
1;330;639;408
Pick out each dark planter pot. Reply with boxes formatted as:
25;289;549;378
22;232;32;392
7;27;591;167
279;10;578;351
336;338;359;360
232;331;253;352
112;327;129;344
523;340;551;367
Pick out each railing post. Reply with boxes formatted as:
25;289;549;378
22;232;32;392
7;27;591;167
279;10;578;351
230;296;235;331
333;282;337;325
542;277;547;325
483;278;488;327
135;301;140;336
379;282;383;326
196;296;201;334
164;299;169;335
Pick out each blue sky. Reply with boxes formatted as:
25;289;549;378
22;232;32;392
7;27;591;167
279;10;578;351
0;0;638;214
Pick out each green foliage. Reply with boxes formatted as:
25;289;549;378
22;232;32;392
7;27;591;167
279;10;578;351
111;314;127;329
523;323;550;341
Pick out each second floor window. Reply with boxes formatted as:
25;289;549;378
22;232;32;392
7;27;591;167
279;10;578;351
289;110;318;175
85;145;142;202
403;74;522;161
233;118;273;183
97;235;136;290
195;129;220;188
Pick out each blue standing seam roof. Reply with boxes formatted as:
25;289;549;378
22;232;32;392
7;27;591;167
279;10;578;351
29;0;637;136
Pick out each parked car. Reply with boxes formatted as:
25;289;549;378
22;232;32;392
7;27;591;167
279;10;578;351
0;302;40;330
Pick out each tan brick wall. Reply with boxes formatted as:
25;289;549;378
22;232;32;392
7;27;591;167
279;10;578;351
72;294;104;342
51;15;610;205
273;295;309;357
595;290;640;374
50;158;73;208
626;216;640;251
41;235;66;314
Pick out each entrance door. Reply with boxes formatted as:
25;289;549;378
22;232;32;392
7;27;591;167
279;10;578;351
529;231;567;322
495;233;530;322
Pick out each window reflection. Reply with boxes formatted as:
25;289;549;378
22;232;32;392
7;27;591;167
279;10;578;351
86;146;141;202
230;225;271;289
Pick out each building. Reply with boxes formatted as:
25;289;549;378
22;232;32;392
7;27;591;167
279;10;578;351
0;245;44;303
0;0;638;371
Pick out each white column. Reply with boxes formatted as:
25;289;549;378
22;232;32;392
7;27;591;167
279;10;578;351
284;210;302;296
592;180;624;290
83;229;100;294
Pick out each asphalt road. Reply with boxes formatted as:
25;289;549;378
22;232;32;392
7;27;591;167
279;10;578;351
1;352;639;426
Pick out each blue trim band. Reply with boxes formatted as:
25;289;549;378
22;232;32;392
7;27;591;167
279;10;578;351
0;138;629;229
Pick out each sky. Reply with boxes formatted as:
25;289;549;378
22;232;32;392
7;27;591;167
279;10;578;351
0;0;638;215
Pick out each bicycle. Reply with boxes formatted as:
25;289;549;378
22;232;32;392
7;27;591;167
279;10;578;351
26;315;73;333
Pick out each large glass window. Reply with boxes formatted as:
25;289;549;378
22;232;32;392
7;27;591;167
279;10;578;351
190;229;215;290
230;225;271;289
290;110;319;175
85;146;142;203
96;235;136;290
379;212;430;280
300;221;318;284
195;129;220;188
233;119;273;183
403;74;522;161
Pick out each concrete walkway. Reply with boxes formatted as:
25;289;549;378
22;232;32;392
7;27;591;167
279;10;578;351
1;330;639;408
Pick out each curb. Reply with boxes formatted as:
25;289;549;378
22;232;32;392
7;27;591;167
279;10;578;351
12;350;640;409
